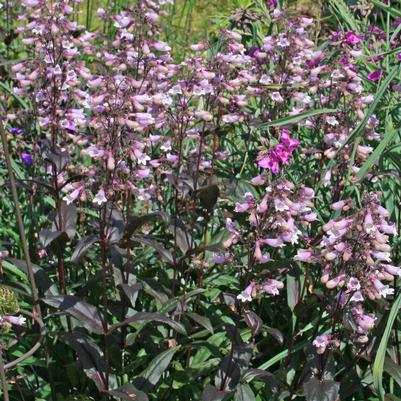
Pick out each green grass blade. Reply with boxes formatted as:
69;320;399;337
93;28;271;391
345;65;399;147
328;0;360;31
357;116;398;180
258;108;338;128
0;82;29;110
257;329;330;370
318;65;399;189
373;292;401;401
369;0;401;18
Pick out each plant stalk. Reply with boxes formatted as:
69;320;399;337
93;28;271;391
0;118;42;319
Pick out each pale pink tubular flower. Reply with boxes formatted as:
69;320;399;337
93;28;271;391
371;276;394;298
313;334;331;354
93;188;107;206
382;264;401;277
0;315;27;326
63;185;84;205
294;249;314;263
261;279;284;296
237;282;257;302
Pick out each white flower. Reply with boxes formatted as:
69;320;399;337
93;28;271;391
326;116;339;126
270;91;283;102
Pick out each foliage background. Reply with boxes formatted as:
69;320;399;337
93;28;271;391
1;1;401;401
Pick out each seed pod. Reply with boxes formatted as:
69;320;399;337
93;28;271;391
0;286;19;316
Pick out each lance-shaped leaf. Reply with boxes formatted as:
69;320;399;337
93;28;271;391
234;384;256;401
357;116;398;180
384;357;401;389
71;235;100;264
215;354;241;391
130;236;174;265
202;385;228;401
139;279;169;305
242;368;275;383
105;207;125;244
373;292;401;401
197;184;220;211
187;312;214;334
45;149;70;171
39;229;66;248
52;202;77;239
124;211;170;238
8;258;59;297
109;312;186;335
265;326;284;345
318;65;400;190
120;282;142;308
62;332;107;391
173;224;191;255
133;346;181;392
303;378;340;401
243;310;263;336
109;383;149;401
44;295;104;334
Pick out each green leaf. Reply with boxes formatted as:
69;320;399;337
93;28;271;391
357;117;398;180
343;65;399;147
328;0;360;31
386;395;401;401
369;0;401;18
2;260;29;281
11;159;25;181
0;81;29;110
134;346;180;392
257;331;330;370
373;292;401;401
384;357;401;389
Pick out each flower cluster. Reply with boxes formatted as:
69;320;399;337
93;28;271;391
219;178;316;302
297;192;399;344
4;0;400;377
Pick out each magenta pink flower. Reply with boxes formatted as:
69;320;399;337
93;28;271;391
281;129;300;148
257;129;300;174
367;69;382;81
343;32;362;46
